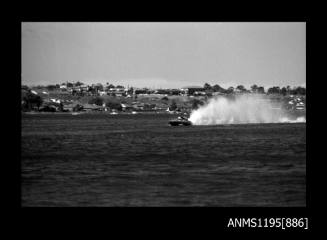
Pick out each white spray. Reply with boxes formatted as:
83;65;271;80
189;94;305;125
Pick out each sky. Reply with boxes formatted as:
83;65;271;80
21;22;306;89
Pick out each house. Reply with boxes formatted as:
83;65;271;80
106;87;126;96
50;98;61;103
295;102;305;110
193;91;206;96
121;103;133;111
131;102;144;110
60;84;67;90
79;84;89;91
63;103;79;112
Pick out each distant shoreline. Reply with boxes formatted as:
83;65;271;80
22;111;180;115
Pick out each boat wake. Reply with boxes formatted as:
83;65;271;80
189;95;306;125
278;116;306;123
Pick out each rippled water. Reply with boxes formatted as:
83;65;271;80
21;113;306;206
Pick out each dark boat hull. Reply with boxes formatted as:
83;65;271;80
169;120;192;126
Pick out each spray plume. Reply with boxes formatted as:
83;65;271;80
189;94;305;125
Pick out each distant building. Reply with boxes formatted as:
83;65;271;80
62;103;76;112
121;103;133;111
49;99;59;103
295;102;305;110
60;84;67;90
106;87;126;96
79;84;89;91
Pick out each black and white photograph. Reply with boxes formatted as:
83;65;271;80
21;22;306;208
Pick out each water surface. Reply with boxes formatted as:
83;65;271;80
21;113;306;206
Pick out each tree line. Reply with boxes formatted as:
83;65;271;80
26;82;127;91
202;83;305;95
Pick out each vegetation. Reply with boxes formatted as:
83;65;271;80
22;90;43;111
226;87;234;94
106;84;115;89
127;87;134;95
250;85;265;94
39;105;56;112
73;104;84;112
236;85;248;93
204;83;226;93
202;83;266;94
105;99;122;111
191;99;204;110
169;100;178;111
212;84;225;92
267;86;305;95
46;85;58;91
21;85;29;91
75;81;84;86
88;97;104;106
